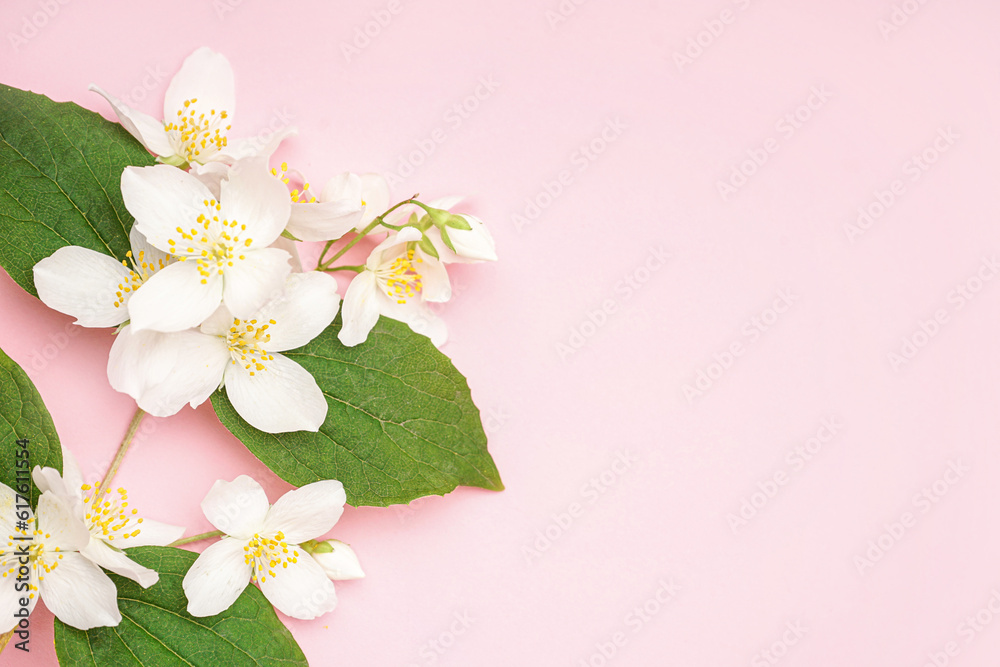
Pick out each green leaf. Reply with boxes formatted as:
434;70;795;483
0;345;61;506
417;233;440;259
0;84;155;296
54;546;308;667
212;315;503;506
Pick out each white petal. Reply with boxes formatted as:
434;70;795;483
221;248;291;319
224;353;327;433
108;326;229;416
417;253;451;303
119;518;186;548
286;199;364;242
129;223;171;271
429;214;498;263
0;484;21;541
220;157;291;248
88;85;174;157
269;235;303;273
182;538;252;617
427;195;465;211
258;555;338;620
380;298;448;347
358;174;390;226
37;492;90;551
33;246;133;327
39;552;121;630
318;172;362;204
32;444;83;507
189;161;230;199
127;261;223;333
81;539;159;588
200;304;236;337
164;47;235;124
257;272;339;352
312;540;365;580
0;554;37;632
337;271;380;347
223;125;298;162
366;227;421;270
261;480;345;544
121;165;216;255
201;475;269;539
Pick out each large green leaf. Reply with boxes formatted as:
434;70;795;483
0;346;61;505
212;315;503;506
0;84;155;295
54;546;308;667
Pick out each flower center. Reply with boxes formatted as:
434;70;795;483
378;249;423;304
168;198;252;284
114;249;168;309
244;531;299;583
227;318;276;376
81;483;143;542
271;163;317;204
2;517;64;597
163;98;231;163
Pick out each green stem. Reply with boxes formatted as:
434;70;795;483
168;530;224;547
316;197;420;270
321;264;365;273
96;407;145;496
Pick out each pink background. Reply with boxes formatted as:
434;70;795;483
3;0;1000;665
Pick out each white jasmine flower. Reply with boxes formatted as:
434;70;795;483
90;47;289;168
0;487;121;631
121;156;292;332
33;227;171;328
108;272;339;432
282;171;389;242
339;227;451;347
33;446;185;588
183;476;349;620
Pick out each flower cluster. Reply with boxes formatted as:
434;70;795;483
0;445;183;631
32;47;496;434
